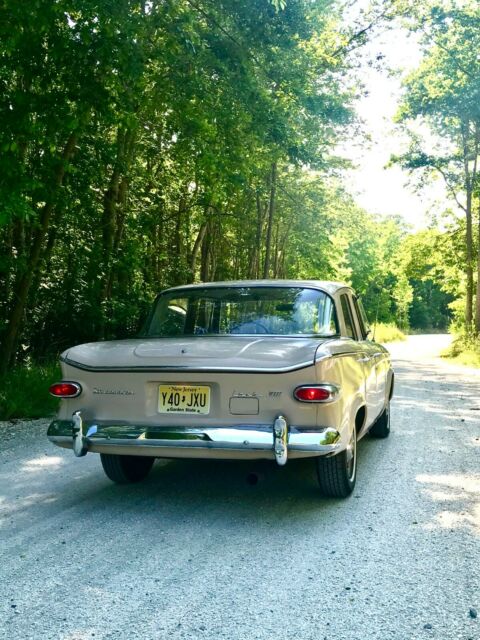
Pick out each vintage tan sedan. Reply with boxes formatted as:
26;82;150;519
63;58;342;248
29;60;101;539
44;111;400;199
48;280;393;497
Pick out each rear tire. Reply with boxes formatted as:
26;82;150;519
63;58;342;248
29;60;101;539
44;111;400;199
100;454;155;484
369;402;390;439
316;427;356;498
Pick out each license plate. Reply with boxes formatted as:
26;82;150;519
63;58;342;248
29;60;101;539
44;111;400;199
158;385;210;415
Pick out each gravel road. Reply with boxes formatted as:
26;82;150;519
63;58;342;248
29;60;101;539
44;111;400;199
1;335;479;640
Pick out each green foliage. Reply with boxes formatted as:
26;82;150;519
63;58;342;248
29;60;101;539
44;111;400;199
393;0;480;333
408;279;453;330
0;0;364;367
442;333;480;368
0;363;61;420
400;229;455;330
329;208;417;328
373;323;406;344
0;0;461;378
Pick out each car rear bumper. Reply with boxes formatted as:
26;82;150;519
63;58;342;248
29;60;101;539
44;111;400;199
47;414;341;464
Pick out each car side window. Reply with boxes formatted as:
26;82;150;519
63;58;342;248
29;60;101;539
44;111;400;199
352;296;367;339
317;295;338;336
356;298;370;337
340;294;357;340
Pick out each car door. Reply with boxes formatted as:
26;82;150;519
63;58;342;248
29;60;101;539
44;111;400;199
351;294;385;420
339;292;379;424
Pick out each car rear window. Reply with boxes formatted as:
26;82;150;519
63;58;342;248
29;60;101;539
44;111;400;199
143;287;338;337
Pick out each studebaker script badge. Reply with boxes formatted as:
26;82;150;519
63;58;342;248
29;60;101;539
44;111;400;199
232;391;263;398
93;388;135;396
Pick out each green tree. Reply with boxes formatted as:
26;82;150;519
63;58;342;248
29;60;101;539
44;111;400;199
0;0;365;369
393;0;480;333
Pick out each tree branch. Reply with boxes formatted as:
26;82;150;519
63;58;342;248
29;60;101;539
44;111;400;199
435;165;467;213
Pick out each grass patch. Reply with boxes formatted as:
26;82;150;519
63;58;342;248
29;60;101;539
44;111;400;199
373;323;407;343
0;363;61;420
441;335;480;368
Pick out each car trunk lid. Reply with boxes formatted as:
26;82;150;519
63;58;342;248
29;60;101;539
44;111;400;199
64;336;326;372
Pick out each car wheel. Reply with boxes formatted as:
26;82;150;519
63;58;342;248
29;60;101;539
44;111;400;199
100;454;155;484
316;426;357;498
369;402;390;439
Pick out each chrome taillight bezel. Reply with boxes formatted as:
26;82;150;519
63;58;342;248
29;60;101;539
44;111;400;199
293;383;340;403
49;381;82;398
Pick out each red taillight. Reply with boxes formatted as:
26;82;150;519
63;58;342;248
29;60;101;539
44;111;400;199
49;382;82;398
294;385;338;403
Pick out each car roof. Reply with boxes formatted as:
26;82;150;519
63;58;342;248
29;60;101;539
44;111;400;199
162;280;351;296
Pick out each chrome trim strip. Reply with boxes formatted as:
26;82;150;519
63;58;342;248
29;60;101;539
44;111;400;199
48;434;341;455
60;356;315;374
315;351;361;362
49;437;337;460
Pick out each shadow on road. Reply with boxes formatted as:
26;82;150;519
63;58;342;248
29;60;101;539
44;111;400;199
393;358;480;537
1;434;386;541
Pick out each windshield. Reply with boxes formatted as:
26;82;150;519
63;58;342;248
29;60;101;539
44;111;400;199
143;286;338;337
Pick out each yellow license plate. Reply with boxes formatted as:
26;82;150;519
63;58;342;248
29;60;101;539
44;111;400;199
158;385;210;415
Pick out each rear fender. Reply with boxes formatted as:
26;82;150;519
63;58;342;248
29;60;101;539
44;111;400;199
348;393;367;441
387;370;394;401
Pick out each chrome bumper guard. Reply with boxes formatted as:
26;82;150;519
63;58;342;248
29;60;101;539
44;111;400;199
48;412;341;465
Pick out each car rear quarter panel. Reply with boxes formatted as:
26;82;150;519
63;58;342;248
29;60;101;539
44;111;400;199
314;349;367;447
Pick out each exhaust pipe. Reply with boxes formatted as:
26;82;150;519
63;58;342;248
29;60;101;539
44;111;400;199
246;471;263;485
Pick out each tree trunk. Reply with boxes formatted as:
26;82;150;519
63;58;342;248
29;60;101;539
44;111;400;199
273;221;280;277
29;221;59;312
156;213;165;281
209;221;218;280
465;187;474;331
461;121;476;332
263;162;277;278
0;223;15;320
276;226;290;279
100;129;130;295
248;192;266;278
171;196;186;286
476;198;480;334
190;220;208;281
0;132;77;375
200;220;211;282
104;175;129;304
97;128;135;338
472;123;480;335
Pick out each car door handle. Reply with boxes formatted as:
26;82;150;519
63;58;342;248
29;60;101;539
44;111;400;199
357;356;371;363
